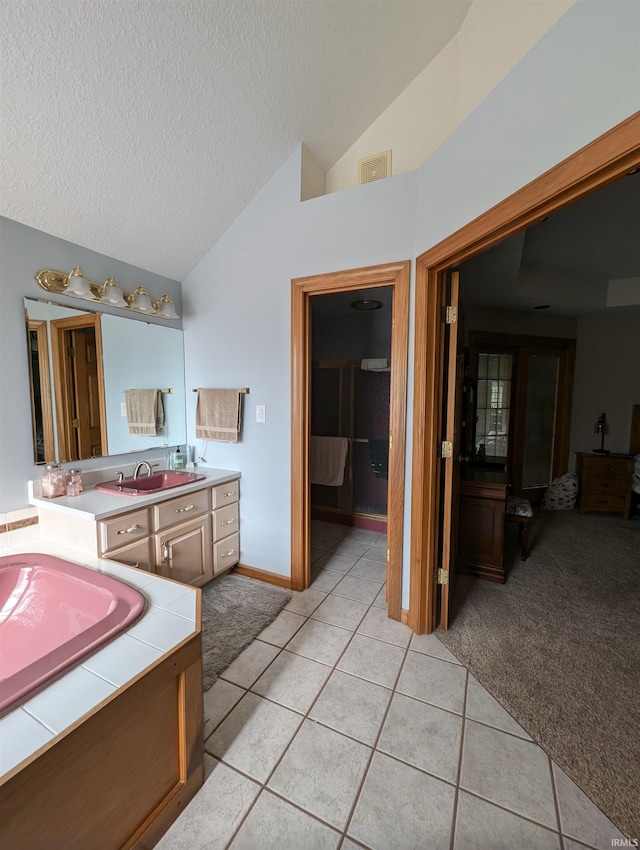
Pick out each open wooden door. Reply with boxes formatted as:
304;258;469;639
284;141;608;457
439;271;462;630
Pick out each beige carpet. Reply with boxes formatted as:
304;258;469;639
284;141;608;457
438;508;640;839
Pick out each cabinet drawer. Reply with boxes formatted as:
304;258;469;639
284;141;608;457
100;509;150;554
153;488;210;532
211;479;240;509
588;478;627;496
584;494;625;512
105;538;153;572
585;458;632;479
213;502;239;543
213;532;240;575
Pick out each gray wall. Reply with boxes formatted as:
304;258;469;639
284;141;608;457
0;217;182;511
181;0;640;607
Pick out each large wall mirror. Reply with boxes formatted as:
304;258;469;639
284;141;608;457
25;297;187;464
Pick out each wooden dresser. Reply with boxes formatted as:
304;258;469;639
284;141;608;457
457;470;508;583
575;452;634;520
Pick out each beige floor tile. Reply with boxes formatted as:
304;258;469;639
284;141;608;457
378;693;462;783
220;639;281;689
465;675;531;739
310;568;345;593
315;551;359;573
348;558;386;582
337;634;406;688
206;692;302;782
372;583;387;609
331;574;382;604
348;751;455;850
397;650;467;713
204;678;245;740
229;790;341;849
311;593;369;630
258;610;306;647
269;720;371;830
251;650;331;713
284;587;327;617
357;605;412;647
285;618;353;666
411;631;461;664
454;790;561;850
552;763;627;850
309;670;392;745
460;720;558;828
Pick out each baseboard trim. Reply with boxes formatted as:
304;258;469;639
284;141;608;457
232;563;292;589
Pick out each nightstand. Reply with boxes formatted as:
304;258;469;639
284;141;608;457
575;452;634;520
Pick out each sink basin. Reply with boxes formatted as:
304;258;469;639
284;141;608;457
95;470;207;496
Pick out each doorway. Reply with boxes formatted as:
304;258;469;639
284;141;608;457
410;111;640;634
50;313;108;461
291;261;410;621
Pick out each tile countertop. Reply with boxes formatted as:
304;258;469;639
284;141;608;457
28;466;242;521
0;541;200;781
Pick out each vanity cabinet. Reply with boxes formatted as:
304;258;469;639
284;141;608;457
156;515;212;585
211;480;240;574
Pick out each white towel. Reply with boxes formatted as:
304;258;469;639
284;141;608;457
195;388;242;442
124;389;164;436
310;436;348;486
361;358;390;371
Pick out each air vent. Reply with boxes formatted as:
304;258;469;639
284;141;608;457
358;150;392;185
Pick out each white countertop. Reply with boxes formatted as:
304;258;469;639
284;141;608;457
29;466;241;520
0;539;201;782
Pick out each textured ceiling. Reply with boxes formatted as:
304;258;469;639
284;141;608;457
1;0;472;280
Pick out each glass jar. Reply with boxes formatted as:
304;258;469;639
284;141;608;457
66;468;84;497
42;463;66;499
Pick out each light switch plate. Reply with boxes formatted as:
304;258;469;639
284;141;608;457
256;404;266;423
120;403;127;417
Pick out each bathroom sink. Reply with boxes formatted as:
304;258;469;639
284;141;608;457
95;470;206;496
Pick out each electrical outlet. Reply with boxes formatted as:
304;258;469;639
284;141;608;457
256;404;266;423
120;403;127;417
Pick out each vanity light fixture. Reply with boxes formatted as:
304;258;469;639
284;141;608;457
35;267;180;319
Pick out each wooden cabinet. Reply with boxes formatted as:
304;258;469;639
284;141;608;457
96;477;241;586
457;472;508;583
576;452;634;519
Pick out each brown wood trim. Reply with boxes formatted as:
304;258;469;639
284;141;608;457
410;112;640;634
400;608;409;625
233;563;293;589
27;319;56;463
291;261;410;621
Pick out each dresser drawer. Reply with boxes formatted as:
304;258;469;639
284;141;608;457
106;538;153;572
213;531;240;574
588;477;627;496
584;494;625;512
100;509;150;555
584;457;633;479
213;502;239;542
153;487;210;532
211;479;240;509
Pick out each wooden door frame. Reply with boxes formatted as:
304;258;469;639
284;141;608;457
27;318;56;463
409;111;640;635
50;313;108;462
291;261;410;620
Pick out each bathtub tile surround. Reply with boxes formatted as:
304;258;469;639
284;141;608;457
157;521;627;850
0;542;198;779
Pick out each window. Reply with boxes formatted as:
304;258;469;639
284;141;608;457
475;352;513;459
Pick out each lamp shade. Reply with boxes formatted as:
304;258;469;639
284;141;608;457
66;267;94;299
157;294;179;319
100;277;127;307
133;285;154;313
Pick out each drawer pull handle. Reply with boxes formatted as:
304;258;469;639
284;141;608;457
176;504;195;513
221;518;235;526
117;524;141;535
222;549;236;558
222;491;236;498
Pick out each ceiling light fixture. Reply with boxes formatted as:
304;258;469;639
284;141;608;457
35;267;180;319
351;299;384;311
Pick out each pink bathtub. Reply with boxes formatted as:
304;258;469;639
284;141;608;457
0;553;146;717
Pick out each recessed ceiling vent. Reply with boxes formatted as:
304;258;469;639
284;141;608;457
358;150;392;185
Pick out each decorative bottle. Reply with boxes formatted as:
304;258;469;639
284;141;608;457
42;463;66;498
65;468;84;497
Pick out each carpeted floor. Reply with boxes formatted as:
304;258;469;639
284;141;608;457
200;573;290;691
438;508;640;839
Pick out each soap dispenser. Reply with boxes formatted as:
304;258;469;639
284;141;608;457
173;446;186;470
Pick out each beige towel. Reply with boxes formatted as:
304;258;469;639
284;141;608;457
195;389;242;442
310;436;348;486
124;389;164;436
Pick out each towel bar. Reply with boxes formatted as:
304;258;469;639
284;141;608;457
192;387;250;394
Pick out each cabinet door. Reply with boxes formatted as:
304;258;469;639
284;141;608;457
106;538;153;572
156;515;212;586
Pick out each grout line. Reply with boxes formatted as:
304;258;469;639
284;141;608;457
449;667;469;850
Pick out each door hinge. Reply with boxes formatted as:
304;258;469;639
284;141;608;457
72;418;79;428
440;440;453;458
387;548;390;563
438;568;449;585
389;433;393;450
443;305;457;324
67;346;75;357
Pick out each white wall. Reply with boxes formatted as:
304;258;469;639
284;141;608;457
0;217;182;512
182;0;640;608
570;313;640;461
326;0;575;193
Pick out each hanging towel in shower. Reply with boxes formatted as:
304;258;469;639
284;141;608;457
310;436;348;486
368;438;389;479
124;389;164;436
195;388;242;442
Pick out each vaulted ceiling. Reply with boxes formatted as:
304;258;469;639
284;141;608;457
1;0;472;280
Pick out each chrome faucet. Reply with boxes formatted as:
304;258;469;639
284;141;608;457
133;461;153;479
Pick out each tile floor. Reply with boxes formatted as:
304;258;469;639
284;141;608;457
157;521;627;850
